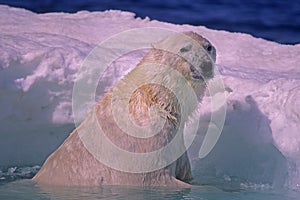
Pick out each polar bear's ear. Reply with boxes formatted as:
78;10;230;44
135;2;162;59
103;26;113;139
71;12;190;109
151;41;163;49
179;44;192;53
151;43;156;48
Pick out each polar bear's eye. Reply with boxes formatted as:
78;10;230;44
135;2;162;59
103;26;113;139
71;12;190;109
180;44;192;53
206;45;212;52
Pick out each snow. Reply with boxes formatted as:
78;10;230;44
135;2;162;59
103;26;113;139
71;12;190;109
0;5;300;189
0;165;40;183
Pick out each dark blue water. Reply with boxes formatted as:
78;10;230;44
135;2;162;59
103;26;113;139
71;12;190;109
0;0;299;44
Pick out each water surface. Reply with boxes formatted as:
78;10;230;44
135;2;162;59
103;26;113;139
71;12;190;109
1;179;299;200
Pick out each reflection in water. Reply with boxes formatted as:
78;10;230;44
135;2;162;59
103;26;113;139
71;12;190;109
39;183;195;200
0;180;194;200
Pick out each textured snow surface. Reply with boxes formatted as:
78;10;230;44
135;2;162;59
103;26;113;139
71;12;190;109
0;5;300;189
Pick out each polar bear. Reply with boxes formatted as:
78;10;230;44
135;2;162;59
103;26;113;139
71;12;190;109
33;31;216;187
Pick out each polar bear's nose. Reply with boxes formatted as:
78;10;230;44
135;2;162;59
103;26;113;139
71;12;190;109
204;43;216;62
206;44;212;52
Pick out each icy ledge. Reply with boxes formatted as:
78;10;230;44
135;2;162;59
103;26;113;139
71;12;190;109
0;5;300;189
